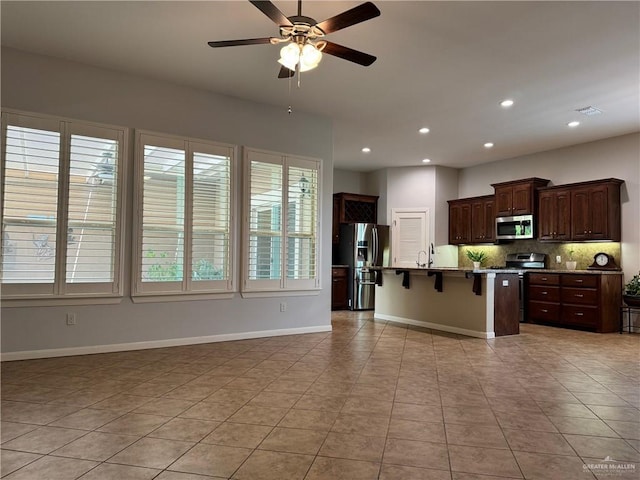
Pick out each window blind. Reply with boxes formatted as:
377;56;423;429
248;160;283;281
141;144;186;283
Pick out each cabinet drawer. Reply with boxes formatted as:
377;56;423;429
529;285;560;302
332;268;348;278
528;273;560;286
562;305;598;327
528;301;560;322
561;274;598;288
561;287;598;305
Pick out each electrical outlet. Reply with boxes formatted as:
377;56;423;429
66;313;77;326
279;302;287;312
556;255;562;264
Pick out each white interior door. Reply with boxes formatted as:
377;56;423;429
391;208;429;267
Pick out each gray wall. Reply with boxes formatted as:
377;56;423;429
1;48;334;356
332;169;365;194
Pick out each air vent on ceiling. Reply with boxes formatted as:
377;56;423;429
575;106;603;116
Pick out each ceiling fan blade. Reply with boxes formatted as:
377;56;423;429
249;0;293;27
315;2;380;34
322;41;377;66
208;37;274;48
278;66;295;78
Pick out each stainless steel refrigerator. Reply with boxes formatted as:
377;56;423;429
337;223;390;310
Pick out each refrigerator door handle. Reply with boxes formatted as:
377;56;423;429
372;226;378;266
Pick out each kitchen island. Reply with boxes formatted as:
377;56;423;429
374;267;521;339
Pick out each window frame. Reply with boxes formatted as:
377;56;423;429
1;109;128;302
242;148;321;295
132;130;237;300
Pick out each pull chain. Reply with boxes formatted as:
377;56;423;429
288;68;293;114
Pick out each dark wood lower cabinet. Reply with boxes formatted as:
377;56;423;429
331;267;349;310
526;272;622;333
494;273;520;336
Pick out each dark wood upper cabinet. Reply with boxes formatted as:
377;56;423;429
492;178;550;216
570;179;622;241
448;199;472;244
538;189;571;241
449;195;494;245
471;195;495;243
332;193;378;243
538;178;622;242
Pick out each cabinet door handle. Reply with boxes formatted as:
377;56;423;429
541;291;548;295
575;294;584;298
541;309;548;313
575;312;584;316
575;280;583;283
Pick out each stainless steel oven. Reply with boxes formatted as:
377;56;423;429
496;214;534;240
491;253;546;321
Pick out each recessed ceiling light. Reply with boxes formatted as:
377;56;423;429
361;147;371;153
567;121;580;128
418;127;430;134
422;158;431;163
484;142;494;148
500;99;514;108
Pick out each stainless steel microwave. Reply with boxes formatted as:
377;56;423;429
496;214;534;240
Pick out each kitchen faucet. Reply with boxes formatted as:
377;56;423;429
428;243;435;267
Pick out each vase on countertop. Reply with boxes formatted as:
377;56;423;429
473;262;481;270
566;261;577;271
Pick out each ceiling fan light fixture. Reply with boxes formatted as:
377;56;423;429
279;43;300;70
278;42;323;72
300;43;322;68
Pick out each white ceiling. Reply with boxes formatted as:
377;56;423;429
2;1;639;172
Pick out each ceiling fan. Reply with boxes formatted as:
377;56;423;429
207;0;381;78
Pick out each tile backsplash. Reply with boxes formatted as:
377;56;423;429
458;241;621;271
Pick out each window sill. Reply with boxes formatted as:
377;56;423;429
2;296;124;308
131;292;235;303
240;289;321;299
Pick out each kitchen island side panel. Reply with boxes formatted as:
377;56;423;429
374;271;494;338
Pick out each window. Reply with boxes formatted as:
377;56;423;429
133;132;235;297
243;149;320;292
1;111;126;299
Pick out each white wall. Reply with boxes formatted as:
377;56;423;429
332;169;366;194
458;133;640;278
1;48;334;357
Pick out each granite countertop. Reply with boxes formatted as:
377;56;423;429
374;266;623;275
476;268;623;275
376;266;475;273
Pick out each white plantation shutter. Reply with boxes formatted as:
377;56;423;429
140;140;186;290
2;122;61;293
66;130;120;291
392;208;429;268
134;132;235;296
191;142;233;291
247;152;283;289
244;149;320;292
286;161;318;287
1;111;126;299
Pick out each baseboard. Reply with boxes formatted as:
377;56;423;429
1;325;333;362
374;313;495;339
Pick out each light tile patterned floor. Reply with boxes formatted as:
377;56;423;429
1;311;639;479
